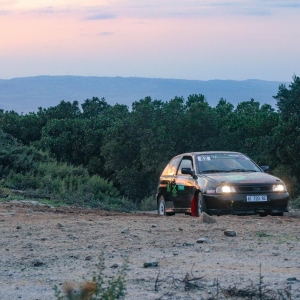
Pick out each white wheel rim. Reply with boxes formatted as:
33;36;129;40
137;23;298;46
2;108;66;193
159;201;165;215
198;197;202;215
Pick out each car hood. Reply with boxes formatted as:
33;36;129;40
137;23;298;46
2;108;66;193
202;172;282;185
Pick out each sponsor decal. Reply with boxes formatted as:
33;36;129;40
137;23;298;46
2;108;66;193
177;185;185;191
226;175;247;181
167;182;178;197
172;185;177;197
167;182;171;192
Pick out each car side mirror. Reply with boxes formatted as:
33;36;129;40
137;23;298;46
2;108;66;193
181;168;198;179
260;165;269;173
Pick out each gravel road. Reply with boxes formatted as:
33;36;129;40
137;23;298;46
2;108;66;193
0;201;300;299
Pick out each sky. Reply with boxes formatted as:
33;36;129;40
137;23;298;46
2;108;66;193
0;0;300;81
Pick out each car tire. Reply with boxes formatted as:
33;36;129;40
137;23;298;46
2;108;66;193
157;196;166;216
166;212;175;216
259;212;268;217
196;193;207;217
271;212;284;216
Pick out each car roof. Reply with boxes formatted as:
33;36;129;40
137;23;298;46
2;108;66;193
176;151;242;157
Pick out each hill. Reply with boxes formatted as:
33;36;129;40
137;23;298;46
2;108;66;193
0;76;287;113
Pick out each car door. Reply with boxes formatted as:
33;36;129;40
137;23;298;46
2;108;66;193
158;156;181;202
173;156;196;208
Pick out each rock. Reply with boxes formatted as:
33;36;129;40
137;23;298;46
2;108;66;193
121;227;129;234
143;262;159;268
67;234;77;240
111;264;119;268
85;256;92;261
32;259;44;267
196;238;209;244
151;224;157;228
287;277;298;282
224;229;236;237
198;213;217;224
178;227;183;231
182;242;194;247
16;225;22;230
56;223;65;228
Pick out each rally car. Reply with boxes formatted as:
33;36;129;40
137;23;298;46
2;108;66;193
156;151;289;216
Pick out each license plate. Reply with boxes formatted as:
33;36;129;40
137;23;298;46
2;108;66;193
246;195;268;202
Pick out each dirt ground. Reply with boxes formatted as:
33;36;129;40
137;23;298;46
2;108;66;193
0;200;300;300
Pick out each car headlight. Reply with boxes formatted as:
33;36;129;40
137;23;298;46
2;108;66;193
272;184;286;192
216;186;237;193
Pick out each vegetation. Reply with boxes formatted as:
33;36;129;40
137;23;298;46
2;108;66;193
1;76;300;208
54;254;127;300
0;131;136;211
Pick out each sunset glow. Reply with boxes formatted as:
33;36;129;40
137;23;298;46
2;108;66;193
1;0;299;80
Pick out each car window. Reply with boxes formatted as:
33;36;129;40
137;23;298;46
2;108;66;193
161;157;181;176
197;153;261;172
177;157;194;175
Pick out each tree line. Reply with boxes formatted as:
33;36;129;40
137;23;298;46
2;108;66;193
0;75;299;204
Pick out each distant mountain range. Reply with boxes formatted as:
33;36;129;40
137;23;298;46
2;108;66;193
0;76;288;113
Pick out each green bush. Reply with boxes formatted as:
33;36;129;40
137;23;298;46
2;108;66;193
272;165;300;199
138;195;157;211
0;130;134;211
290;197;300;209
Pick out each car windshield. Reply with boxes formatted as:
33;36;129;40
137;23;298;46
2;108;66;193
197;153;261;173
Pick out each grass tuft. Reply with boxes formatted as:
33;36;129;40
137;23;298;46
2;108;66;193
54;254;127;300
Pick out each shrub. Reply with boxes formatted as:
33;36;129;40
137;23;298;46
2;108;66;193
0;130;134;211
54;254;126;300
272;165;300;201
138;195;157;211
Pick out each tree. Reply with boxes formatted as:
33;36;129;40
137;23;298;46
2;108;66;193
273;75;300;176
37;100;81;122
274;75;300;121
81;97;109;118
183;94;218;151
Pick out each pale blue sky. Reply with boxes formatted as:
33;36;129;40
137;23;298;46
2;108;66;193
0;0;299;81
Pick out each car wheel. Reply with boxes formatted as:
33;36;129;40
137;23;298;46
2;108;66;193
157;196;166;216
259;212;268;217
166;212;175;216
271;212;284;216
196;193;207;217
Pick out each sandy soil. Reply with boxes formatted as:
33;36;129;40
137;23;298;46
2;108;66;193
0;200;300;300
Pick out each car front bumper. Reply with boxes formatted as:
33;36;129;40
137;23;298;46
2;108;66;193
204;192;289;215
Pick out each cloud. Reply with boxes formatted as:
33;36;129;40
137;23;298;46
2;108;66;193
28;6;57;15
0;10;11;16
97;31;114;36
85;13;116;20
80;1;270;20
79;31;115;38
2;0;299;21
239;8;272;16
275;3;300;8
